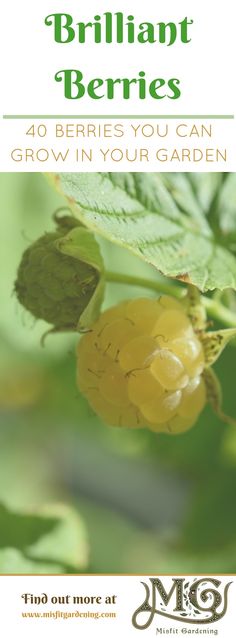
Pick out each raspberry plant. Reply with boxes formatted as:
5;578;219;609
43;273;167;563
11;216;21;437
76;290;236;434
15;172;236;435
77;295;206;434
15;213;105;335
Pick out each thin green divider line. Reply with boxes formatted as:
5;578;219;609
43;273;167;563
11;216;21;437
2;114;235;120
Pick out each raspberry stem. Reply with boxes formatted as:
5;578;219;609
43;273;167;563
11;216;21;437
105;271;236;332
105;271;183;298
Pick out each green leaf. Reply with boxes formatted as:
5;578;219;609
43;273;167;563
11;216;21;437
49;172;236;292
160;173;213;231
212;173;236;244
0;502;88;574
56;226;105;329
179;173;223;214
28;504;89;570
202;328;236;366
0;549;64;574
203;368;236;427
0;503;57;550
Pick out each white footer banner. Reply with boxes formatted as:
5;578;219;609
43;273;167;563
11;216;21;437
0;575;234;636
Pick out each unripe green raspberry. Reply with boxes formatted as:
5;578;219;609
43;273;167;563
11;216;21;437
76;296;207;435
15;216;102;332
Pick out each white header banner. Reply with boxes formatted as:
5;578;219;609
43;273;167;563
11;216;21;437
0;0;236;170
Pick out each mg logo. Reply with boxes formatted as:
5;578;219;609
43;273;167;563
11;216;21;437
132;577;232;630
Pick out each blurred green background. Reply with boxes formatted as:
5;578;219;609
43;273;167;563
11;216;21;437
0;172;236;574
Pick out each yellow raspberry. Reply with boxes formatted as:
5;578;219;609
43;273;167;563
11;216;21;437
76;296;206;435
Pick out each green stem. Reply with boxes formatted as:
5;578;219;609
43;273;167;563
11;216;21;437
106;271;183;298
105;271;236;329
203;298;236;328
